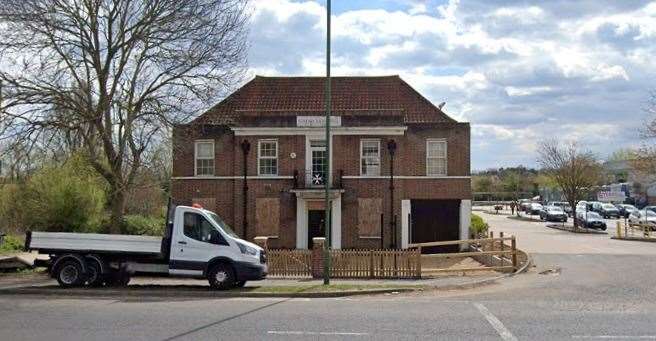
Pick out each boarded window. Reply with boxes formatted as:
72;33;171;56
256;198;280;237
192;197;216;212
358;198;382;238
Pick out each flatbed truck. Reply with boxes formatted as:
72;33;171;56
24;204;267;290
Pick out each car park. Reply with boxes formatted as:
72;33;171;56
527;203;543;215
628;210;656;230
540;206;568;222
595;203;620;219
616;204;638;218
575;210;607;230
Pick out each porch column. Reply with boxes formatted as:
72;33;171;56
296;197;308;249
330;195;341;249
401;199;411;249
460;199;471;251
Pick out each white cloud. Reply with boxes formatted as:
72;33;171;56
247;0;653;168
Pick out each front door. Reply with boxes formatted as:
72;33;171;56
308;210;326;247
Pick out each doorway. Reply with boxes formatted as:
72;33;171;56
307;210;326;247
410;199;460;253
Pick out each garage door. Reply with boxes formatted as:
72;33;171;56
411;199;460;253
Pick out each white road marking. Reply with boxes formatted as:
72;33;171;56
268;331;369;336
474;302;518;341
573;336;656;339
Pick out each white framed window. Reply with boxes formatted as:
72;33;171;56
360;139;380;176
194;140;215;176
258;139;278;176
426;139;447;176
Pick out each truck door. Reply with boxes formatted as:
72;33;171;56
170;211;229;276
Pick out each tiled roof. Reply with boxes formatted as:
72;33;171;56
194;75;456;124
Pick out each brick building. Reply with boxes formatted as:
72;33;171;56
171;76;471;250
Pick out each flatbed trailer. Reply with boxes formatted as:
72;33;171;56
25;205;267;290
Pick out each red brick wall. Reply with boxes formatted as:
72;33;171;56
171;122;471;249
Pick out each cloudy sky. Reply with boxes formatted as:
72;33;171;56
245;0;656;170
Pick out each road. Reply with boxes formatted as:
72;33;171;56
1;210;655;340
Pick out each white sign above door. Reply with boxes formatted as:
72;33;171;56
296;116;342;127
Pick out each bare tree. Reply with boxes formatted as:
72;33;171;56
537;140;601;227
0;0;249;232
632;91;656;177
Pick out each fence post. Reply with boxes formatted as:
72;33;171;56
253;236;269;252
499;232;505;266
312;237;326;279
369;250;374;278
616;221;621;238
511;236;517;272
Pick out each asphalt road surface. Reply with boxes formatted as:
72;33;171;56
1;210;655;341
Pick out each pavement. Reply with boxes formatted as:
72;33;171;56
1;210;655;340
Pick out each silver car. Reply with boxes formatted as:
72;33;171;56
628;210;656;230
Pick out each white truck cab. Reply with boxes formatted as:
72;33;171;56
26;204;267;290
168;205;267;287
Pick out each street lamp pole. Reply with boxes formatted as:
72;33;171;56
323;0;331;285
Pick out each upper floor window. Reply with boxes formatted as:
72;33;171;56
426;139;447;176
360;139;380;176
258;139;278;176
195;140;215;176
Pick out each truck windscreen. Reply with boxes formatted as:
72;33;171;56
207;212;239;238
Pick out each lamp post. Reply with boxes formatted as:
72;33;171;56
323;0;332;285
387;139;397;248
241;140;250;240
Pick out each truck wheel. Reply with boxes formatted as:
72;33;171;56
207;263;235;290
85;261;103;287
235;281;246;288
55;260;85;287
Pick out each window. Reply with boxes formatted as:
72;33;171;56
360;139;380;176
195;140;215;176
258;139;278;176
426;139;447;176
358;198;382;238
183;212;225;244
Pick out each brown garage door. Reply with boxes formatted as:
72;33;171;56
411;199;460;253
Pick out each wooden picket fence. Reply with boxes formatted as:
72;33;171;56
266;249;313;278
263;233;520;279
408;233;518;275
329;249;421;279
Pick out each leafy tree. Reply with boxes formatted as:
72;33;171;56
0;0;249;232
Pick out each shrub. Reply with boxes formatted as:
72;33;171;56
0;184;25;233
121;215;165;236
470;213;489;238
21;155;106;233
0;234;24;254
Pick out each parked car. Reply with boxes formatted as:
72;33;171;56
576;211;607;230
644;206;656;214
595;203;620;219
628;210;656;230
519;200;532;213
576;201;589;211
527;203;543;215
616;204;638;218
549;201;573;216
540;206;568;222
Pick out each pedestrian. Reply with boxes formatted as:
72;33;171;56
510;201;516;215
